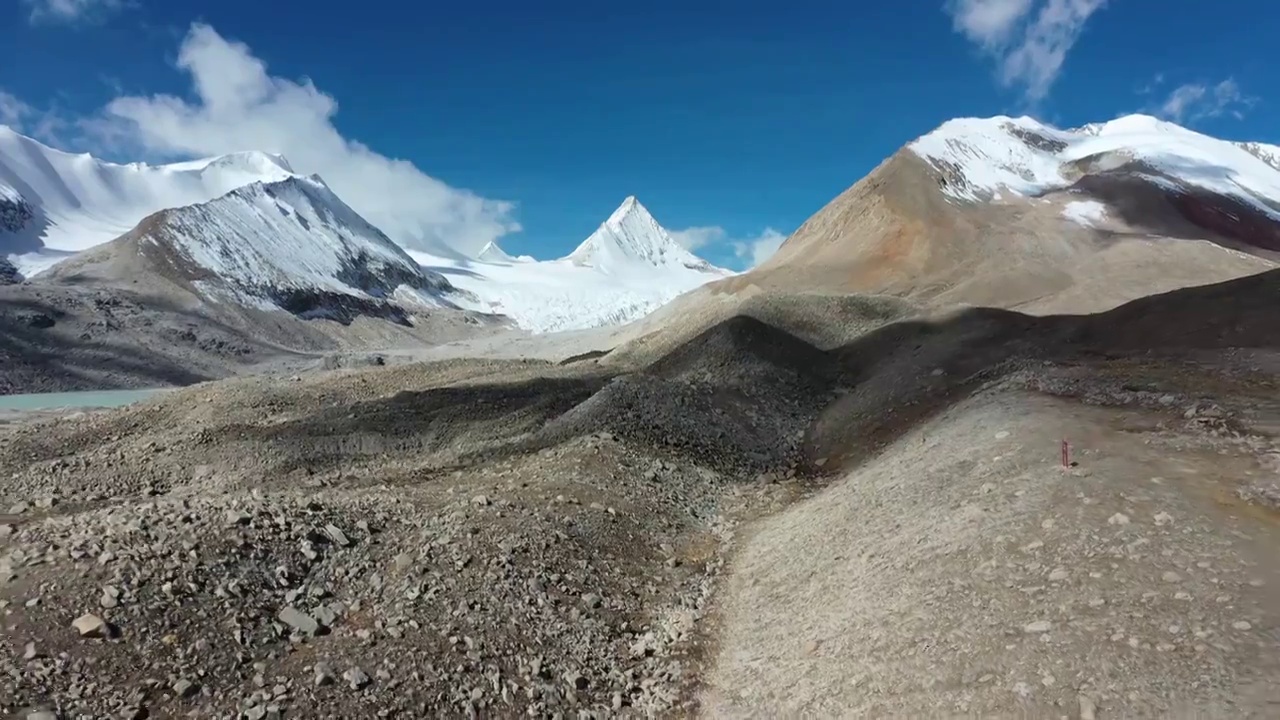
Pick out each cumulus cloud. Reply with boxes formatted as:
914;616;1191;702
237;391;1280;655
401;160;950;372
733;228;788;268
0;90;66;144
947;0;1108;102
23;0;129;24
1156;79;1256;123
668;225;787;268
95;23;518;257
669;226;727;251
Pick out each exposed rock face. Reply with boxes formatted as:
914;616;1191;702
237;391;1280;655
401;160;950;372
0;192;34;234
0;256;19;284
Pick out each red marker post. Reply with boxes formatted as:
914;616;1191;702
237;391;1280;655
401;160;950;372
1061;439;1070;468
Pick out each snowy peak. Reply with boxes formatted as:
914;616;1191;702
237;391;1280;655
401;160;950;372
906;114;1280;221
566;196;717;274
477;240;516;263
51;174;456;322
0;125;299;277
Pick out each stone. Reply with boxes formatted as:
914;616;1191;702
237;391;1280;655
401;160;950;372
1107;513;1130;526
1232;621;1253;631
173;678;198;698
1161;571;1182;583
1153;511;1174;526
1048;568;1069;582
278;606;319;635
73;613;111;638
470;495;491;507
26;712;58;720
343;666;371;690
324;524;352;547
1023;620;1052;634
314;662;336;686
313;604;340;628
1078;694;1098;720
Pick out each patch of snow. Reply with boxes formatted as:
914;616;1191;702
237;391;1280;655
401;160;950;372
909;114;1280;222
0;125;294;273
1062;200;1108;228
410;197;733;332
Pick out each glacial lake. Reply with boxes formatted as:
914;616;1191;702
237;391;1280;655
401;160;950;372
0;388;167;412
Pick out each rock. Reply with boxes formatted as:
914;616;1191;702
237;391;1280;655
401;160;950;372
278;606;320;635
343;666;371;690
226;509;251;526
23;641;39;660
313;604;340;629
1232;620;1253;631
9;501;29;515
324;524;352;547
1107;513;1130;526
73;613;111;638
1153;511;1174;526
100;585;121;609
1023;620;1052;634
1048;568;1069;582
26;711;58;720
173;678;198;698
470;495;490;507
1078;693;1098;720
581;593;603;609
1161;571;1182;583
0;523;12;538
314;662;336;687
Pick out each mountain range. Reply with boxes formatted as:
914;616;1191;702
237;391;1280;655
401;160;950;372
2;113;1279;393
0;125;729;334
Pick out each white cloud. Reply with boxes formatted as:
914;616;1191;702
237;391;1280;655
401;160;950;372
94;23;518;258
947;0;1035;47
0;92;33;128
0;90;65;144
1156;79;1256;123
669;225;788;268
947;0;1108;102
733;228;787;268
23;0;129;24
669;225;726;251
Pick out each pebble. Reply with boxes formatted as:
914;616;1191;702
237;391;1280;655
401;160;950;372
72;613;110;638
278;606;320;635
1048;568;1069;582
1108;513;1130;526
173;678;198;698
1161;571;1182;583
1023;620;1052;634
1232;621;1253;631
344;666;371;690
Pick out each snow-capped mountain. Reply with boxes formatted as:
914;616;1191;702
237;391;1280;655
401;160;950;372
0;125;294;278
753;113;1279;315
411;197;733;332
909;114;1280;220
567;196;718;273
48;175;458;322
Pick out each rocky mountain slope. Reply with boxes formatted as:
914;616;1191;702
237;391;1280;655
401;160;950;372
45;175;462;324
741;114;1279;314
413;197;732;332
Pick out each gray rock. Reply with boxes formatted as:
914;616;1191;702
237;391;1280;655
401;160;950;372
313;604;340;628
324;524;352;547
72;613;110;638
173;677;198;698
26;711;58;720
278;606;319;635
314;662;336;686
344;666;371;690
1023;620;1052;634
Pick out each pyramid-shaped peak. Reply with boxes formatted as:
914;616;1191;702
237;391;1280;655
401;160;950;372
566;196;705;272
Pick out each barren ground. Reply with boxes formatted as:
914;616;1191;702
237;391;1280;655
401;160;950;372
2;273;1278;718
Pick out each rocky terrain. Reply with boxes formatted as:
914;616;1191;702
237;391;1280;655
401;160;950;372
2;269;1279;718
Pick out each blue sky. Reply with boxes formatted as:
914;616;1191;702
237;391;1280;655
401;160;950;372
1;0;1277;267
